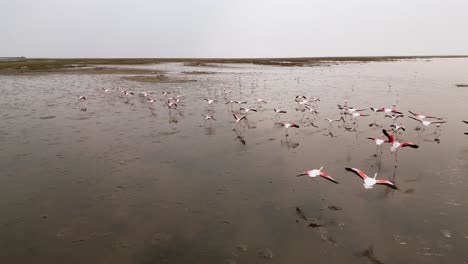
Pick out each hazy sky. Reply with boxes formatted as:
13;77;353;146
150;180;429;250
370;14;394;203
2;0;468;58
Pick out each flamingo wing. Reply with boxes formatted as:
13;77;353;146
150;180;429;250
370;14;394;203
382;129;395;143
425;115;442;120
274;122;285;127
400;142;419;148
376;180;398;189
408;116;422;122
345;167;368;179
408;110;417;116
431;121;446;124
319;172;339;184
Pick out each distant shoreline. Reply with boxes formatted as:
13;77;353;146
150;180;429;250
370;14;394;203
1;55;467;75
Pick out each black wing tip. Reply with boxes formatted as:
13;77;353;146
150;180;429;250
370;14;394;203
462;121;468;124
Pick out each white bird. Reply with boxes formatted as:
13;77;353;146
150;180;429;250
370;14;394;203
204;98;217;104
297;166;338;184
240;107;257;113
233;114;246;123
202;114;216;120
390;123;406;132
408;110;442;120
409;116;446;128
367;137;388;146
274;109;287;114
345;168;397;189
382;129;419;160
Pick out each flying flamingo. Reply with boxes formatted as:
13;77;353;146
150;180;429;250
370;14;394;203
166;99;178;109
204;98;217;105
374;104;402;115
297;166;338;184
382;129;419;161
202;114;216;121
369;107;380;126
275;122;299;136
325;117;343;129
385;113;404;123
232;114;246;129
304;105;319;115
367;136;389;156
240;107;257;114
408;116;446;131
408;110;443;120
390;123;406;132
351;112;369;119
345;168;397;189
274;109;287;114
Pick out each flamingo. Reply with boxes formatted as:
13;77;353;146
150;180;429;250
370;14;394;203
232;114;246;128
139;91;149;97
385;114;404;122
408;116;446;129
204;98;217;105
297;166;338;184
274;109;287;114
255;98;267;104
408;110;443;120
390;123;406;132
166;99;178;109
373;106;402;115
240;107;257;113
275;122;299;136
78;96;87;109
351;112;369;118
367;136;389;155
295;95;307;102
382;129;419;161
345;168;397;189
202;114;216;121
367;137;389;146
325;117;343;129
304;105;319;115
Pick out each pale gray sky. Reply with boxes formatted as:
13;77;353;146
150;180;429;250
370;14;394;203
2;0;468;58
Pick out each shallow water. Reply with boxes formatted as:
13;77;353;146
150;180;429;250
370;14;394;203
1;59;468;263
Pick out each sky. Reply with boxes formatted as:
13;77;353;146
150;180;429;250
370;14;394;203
2;0;468;58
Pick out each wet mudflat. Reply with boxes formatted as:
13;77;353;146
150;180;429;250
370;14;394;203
1;59;468;263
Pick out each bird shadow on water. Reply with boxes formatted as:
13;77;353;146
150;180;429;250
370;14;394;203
234;129;246;146
357;246;384;264
281;135;300;149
